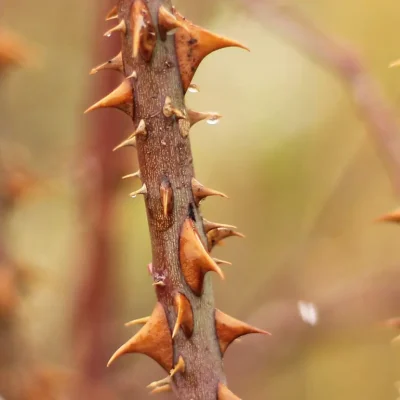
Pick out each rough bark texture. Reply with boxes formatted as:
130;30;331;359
118;0;225;398
88;1;257;398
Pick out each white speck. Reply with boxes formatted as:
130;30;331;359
188;84;200;93
161;139;166;146
207;117;220;125
106;33;112;37
297;301;318;326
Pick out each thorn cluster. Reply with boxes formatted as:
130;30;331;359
86;2;265;398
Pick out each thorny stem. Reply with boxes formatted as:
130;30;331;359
89;1;262;398
119;0;225;398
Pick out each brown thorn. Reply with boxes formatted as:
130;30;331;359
188;109;222;127
180;219;225;295
213;258;232;266
207;228;245;251
158;6;189;40
131;0;157;61
90;52;123;75
113;137;136;152
125;316;150;327
147;376;171;389
203;218;237;233
215;309;271;355
169;356;185;377
173;10;249;92
113;120;145;151
122;170;141;180
163;96;186;119
84;80;133;115
172;293;194;339
106;5;118;21
104;20;126;37
150;384;172;395
126;70;137;80
130;184;147;198
192;178;228;206
107;302;173;371
134;119;147;136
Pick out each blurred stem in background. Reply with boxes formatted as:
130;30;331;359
237;0;400;197
71;1;134;397
0;29;34;400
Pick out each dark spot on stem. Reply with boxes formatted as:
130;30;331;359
188;203;196;222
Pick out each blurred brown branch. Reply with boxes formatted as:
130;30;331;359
71;1;134;398
238;0;400;196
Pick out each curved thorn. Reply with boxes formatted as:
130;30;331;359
163;96;186;119
113;137;136;152
130;184;147;198
147;376;171;389
131;0;157;60
203;218;237;233
104;20;126;37
172;293;193;339
107;303;173;371
180;219;225;295
84;80;133;115
122;170;141;180
173;10;249;92
126;70;137;80
158;6;189;38
213;258;232;266
207;228;245;250
90;52;123;75
125;316;151;327
188;110;222;127
106;5;118;21
169;356;185;377
215;309;271;355
150;384;172;395
192;178;228;205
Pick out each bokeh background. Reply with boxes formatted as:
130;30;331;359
1;0;400;399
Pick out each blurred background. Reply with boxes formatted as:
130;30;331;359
1;0;400;399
